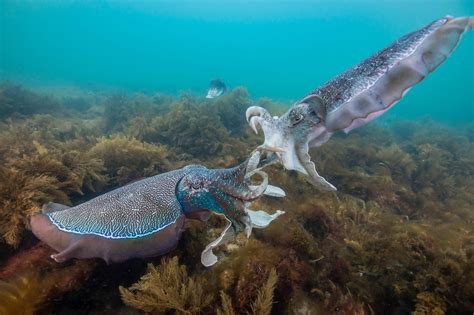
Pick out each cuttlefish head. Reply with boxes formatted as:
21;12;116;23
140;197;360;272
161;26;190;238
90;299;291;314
176;161;268;230
177;161;285;267
246;95;337;190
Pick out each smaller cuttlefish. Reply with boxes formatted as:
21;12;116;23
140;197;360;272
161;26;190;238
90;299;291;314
30;157;284;267
206;79;227;99
246;16;473;190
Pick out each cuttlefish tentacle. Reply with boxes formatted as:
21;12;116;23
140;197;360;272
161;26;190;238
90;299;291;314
246;16;473;189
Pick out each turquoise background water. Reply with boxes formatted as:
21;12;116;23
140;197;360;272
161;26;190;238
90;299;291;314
1;0;473;124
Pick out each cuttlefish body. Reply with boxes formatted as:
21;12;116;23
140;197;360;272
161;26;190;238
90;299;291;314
246;16;473;190
30;159;284;266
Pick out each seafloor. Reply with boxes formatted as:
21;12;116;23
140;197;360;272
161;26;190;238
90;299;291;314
0;82;473;315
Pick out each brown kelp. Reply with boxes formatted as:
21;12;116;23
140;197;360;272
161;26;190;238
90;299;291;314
0;83;473;314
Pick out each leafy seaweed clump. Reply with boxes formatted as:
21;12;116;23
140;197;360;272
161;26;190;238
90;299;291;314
88;135;173;185
0;83;63;118
101;93;171;133
210;87;252;136
1;83;473;314
119;256;213;314
0;166;70;247
216;268;278;315
0;273;46;315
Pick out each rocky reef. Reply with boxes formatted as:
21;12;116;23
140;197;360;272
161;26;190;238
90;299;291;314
0;82;473;314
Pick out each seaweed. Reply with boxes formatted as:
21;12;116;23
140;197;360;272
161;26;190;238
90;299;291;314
0;273;46;315
119;256;213;314
0;167;69;247
413;291;446;315
88;135;172;185
216;268;278;315
153;97;234;159
211;87;252;136
0;83;473;314
0;83;63;118
0;255;96;315
101;92;179;137
216;291;236;315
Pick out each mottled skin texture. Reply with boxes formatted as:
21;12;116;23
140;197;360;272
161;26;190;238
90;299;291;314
246;16;473;190
313;18;444;115
30;161;268;264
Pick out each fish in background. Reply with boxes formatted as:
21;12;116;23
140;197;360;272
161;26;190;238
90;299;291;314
206;79;227;98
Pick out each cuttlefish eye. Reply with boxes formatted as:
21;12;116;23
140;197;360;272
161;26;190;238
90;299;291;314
290;111;304;126
191;181;204;190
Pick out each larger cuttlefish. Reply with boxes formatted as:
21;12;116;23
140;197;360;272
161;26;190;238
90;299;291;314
246;16;473;190
30;157;284;267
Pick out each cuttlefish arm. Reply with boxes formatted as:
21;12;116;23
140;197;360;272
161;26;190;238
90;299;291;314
201;215;234;267
199;161;286;267
200;208;285;267
247;16;473;190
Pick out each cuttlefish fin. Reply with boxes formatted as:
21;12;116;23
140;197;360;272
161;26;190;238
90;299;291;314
296;143;337;191
42;202;71;214
325;16;473;133
201;216;233;267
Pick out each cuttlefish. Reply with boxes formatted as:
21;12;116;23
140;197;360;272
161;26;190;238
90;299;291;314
206;78;227;98
30;158;284;267
246;16;473;190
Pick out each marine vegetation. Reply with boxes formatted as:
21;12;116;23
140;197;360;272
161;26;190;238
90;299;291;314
120;256;279;315
0;83;62;118
0;273;45;315
119;257;213;314
0;251;96;315
0;83;473;314
216;268;278;315
88;135;172;186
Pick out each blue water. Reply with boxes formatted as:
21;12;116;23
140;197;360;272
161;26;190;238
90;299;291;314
1;0;473;124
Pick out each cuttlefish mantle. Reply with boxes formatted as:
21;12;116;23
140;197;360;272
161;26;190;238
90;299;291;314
246;16;473;190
